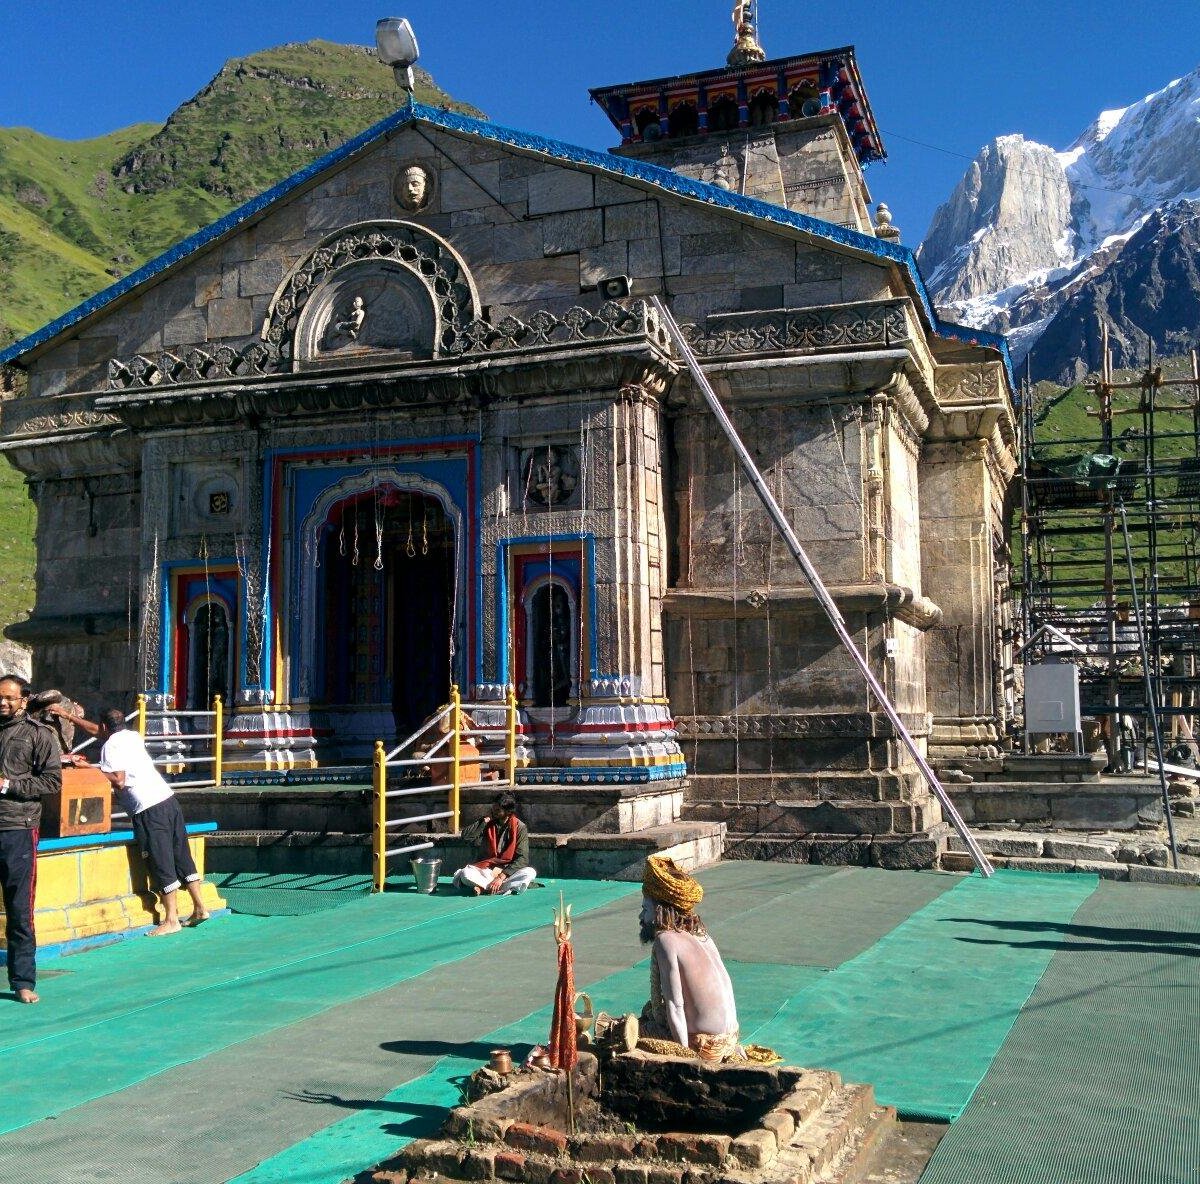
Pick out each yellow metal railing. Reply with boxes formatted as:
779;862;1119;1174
135;692;224;788
372;685;519;893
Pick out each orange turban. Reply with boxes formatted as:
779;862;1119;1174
643;855;703;913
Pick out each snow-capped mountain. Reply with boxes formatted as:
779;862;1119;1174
918;66;1200;380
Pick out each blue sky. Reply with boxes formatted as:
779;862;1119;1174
1;1;1197;242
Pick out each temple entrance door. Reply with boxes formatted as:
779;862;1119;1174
319;490;455;737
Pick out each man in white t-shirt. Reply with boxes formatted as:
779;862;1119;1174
98;709;209;936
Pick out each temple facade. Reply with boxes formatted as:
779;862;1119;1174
0;27;1017;851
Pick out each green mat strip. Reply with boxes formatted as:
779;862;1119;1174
0;878;639;1137
743;868;1099;1121
210;871;374;915
232;958;829;1184
717;866;957;968
919;880;1200;1184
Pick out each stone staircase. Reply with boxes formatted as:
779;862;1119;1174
681;774;948;871
190;779;725;880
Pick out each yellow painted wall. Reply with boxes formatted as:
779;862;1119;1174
0;836;225;950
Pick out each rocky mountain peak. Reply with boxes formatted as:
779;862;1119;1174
920;63;1200;378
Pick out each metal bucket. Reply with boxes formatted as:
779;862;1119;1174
410;856;442;894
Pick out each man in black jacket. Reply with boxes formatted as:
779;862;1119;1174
0;675;63;1003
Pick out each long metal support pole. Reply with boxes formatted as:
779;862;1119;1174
1118;503;1180;867
653;297;993;876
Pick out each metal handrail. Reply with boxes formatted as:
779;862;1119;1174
372;684;519;892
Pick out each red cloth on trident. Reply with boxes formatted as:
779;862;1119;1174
549;932;577;1071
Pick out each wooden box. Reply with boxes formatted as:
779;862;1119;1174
41;765;112;838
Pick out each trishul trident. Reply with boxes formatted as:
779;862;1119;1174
553;892;572;945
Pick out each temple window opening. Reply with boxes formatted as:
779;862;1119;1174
668;101;699;139
748;89;778;127
788;82;820;118
707;95;740;133
634;107;659;140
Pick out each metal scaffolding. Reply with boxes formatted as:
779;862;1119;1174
1017;329;1200;776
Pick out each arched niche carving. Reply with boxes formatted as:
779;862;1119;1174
262;220;481;371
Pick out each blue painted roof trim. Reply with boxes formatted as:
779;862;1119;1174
0;99;1014;388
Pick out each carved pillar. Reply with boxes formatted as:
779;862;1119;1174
922;365;1017;762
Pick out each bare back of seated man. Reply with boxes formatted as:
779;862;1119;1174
639;855;741;1062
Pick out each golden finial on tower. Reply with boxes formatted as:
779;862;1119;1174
729;0;766;66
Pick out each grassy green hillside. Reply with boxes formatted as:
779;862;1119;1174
1023;356;1200;607
0;40;482;635
0;40;481;340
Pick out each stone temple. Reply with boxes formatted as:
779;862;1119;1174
0;21;1017;865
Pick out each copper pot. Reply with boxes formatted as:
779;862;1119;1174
530;1050;553;1071
489;1048;513;1075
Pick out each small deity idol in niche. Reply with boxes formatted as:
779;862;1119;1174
332;295;367;342
396;163;431;212
525;447;577;507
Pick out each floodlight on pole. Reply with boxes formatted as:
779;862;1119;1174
376;17;420;95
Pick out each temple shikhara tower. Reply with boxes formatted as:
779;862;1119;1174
0;8;1017;866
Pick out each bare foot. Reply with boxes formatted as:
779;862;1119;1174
147;920;183;937
185;911;210;927
15;987;39;1004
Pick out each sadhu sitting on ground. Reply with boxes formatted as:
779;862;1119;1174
451;790;536;895
638;854;743;1062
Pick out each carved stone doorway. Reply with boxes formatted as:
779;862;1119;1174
318;489;454;737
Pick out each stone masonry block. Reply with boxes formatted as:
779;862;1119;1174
506;1122;569;1157
423;1142;468;1176
492;222;544;263
580;242;629;287
461;1150;497;1180
543;209;603;255
1128;865;1200;886
1005;857;1077;874
162;310;208;349
207;298;253;340
729;1129;777;1169
948;831;1044;858
238;257;285;298
529;169;595;215
614;1165;649;1184
1076;859;1129;880
605;201;658;241
441;163;501;212
495;1152;527;1181
594;175;645;206
524;1159;556;1184
583;1169;615;1184
645;1168;683;1184
570;1135;638;1162
444;1107;512;1143
1044;838;1117;862
628;237;665;280
656;1133;731;1167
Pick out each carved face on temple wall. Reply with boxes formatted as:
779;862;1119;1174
396;163;431;211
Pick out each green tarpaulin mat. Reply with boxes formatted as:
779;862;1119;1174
919;880;1200;1184
210;870;374;915
232;958;829;1184
742;869;1098;1121
0;878;639;1137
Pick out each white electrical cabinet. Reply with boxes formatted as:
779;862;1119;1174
1024;660;1083;753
